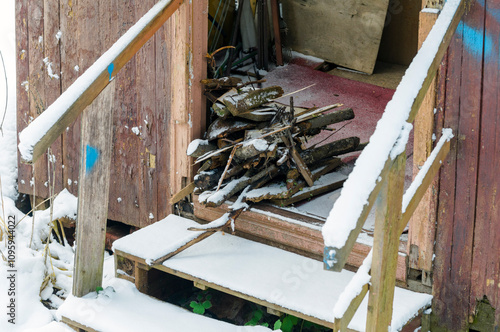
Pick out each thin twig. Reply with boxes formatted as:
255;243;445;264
15;193;57;227
216;145;238;192
270;83;316;101
309;120;352;149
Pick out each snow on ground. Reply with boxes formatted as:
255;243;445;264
0;0;18;200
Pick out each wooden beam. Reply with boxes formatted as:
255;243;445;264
408;6;440;273
72;81;115;297
400;137;451;234
18;0;183;164
334;283;369;332
156;264;334;329
366;153;406;332
323;157;393;272
407;0;465;124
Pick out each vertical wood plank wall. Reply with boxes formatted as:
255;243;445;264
15;1;207;228
433;0;500;330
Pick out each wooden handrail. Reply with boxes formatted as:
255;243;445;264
331;132;453;331
18;0;183;164
322;0;466;273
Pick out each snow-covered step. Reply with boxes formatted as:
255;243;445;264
58;278;272;332
112;215;432;331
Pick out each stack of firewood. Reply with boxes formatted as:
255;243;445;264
187;77;360;209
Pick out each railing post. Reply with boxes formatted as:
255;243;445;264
73;81;115;297
366;152;406;331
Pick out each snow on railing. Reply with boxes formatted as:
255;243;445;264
402;128;453;213
18;0;181;163
321;0;463;250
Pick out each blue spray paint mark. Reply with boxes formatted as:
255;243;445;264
85;145;99;174
107;63;114;81
462;23;495;61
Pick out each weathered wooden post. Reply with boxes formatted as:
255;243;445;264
73;81;116;297
366;152;406;331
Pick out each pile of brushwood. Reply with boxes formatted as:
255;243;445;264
187;77;360;213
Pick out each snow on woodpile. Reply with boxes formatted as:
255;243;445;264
322;0;461;249
18;0;173;162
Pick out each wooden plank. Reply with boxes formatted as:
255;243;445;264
19;0;183;164
447;1;484;326
432;21;464;330
27;0;50;198
408;8;440;273
136;0;158;227
155;263;334;329
60;0;82;195
43;0;64;194
193;199;408;283
165;0;208;207
334;283;369;332
400;138;451;233
378;0;421;66
469;0;500;325
406;0;466;124
61;316;99;332
15;0;33;195
270;0;283;66
155;16;173;217
72;81;115;297
107;0;141;227
280;0;390;74
135;262;150;294
366;152;406;332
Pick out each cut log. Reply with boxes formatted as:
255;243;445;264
223;86;284;116
201;77;242;90
194;168;225;190
301;137;360;164
245;159;342;203
236;108;277;122
234;138;270;162
202;165;279;207
271;172;347;207
295;108;354;132
206;117;255;141
187;139;218;158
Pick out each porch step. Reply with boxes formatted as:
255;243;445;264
112;215;432;330
58;278;272;332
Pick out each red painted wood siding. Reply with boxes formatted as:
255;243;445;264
433;1;500;330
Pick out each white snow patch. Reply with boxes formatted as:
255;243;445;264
73;65;79;72
55;30;62;41
58;278;272;332
149;212;154;219
43;57;60;79
333;250;372;319
131;126;140;135
187;138;209;156
117;197;122;203
112;215;205;262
